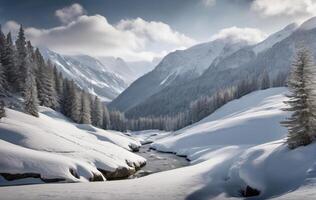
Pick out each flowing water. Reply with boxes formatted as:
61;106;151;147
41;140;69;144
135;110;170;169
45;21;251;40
130;144;189;178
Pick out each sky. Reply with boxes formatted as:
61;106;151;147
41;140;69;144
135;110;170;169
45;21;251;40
0;0;316;61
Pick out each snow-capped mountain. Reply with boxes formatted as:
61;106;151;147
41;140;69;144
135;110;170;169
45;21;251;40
40;48;129;102
109;37;252;112
110;17;316;117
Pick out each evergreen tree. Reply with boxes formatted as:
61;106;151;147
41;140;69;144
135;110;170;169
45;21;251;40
54;66;64;107
80;91;91;124
261;70;270;90
102;105;110;129
63;80;80;122
92;96;103;127
15;25;28;91
0;100;5;119
281;48;316;149
23;61;39;117
37;58;58;109
3;32;18;89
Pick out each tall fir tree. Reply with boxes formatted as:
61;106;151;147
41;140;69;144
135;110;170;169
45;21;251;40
102;105;110;129
3;32;18;89
37;58;59;109
92;96;103;127
80;91;91;124
261;70;270;90
23;60;39;117
15;25;28;92
281;48;316;149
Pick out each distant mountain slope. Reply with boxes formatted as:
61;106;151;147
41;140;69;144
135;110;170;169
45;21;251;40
40;48;128;102
109;37;251;112
110;18;316;118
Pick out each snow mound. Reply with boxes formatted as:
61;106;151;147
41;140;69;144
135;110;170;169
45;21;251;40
0;107;145;185
152;88;289;154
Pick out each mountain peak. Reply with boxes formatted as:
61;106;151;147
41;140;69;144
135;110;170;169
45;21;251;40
299;16;316;30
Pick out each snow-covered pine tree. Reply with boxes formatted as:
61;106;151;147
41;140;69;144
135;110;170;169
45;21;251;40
102;105;110;129
0;62;7;96
64;80;80;123
23;60;39;117
282;47;316;149
80;91;91;124
92;96;103;127
0;28;8;94
0;100;5;118
53;66;64;107
36;58;59;109
261;70;270;90
3;32;17;90
15;25;28;92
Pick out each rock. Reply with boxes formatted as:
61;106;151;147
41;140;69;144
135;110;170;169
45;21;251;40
239;185;261;197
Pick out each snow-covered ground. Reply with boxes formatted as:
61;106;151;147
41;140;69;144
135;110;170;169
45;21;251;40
0;107;145;185
1;88;316;199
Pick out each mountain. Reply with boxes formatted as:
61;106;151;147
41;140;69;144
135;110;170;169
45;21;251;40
110;18;316;118
41;48;159;102
109;37;252;112
40;48;129;102
98;57;160;84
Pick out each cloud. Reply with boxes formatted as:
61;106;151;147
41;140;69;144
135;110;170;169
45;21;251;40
210;26;267;44
202;0;216;7
3;5;196;62
251;0;316;19
55;3;86;24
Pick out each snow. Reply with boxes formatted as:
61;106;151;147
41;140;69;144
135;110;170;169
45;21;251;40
0;107;145;185
253;23;298;54
152;88;289;154
156;38;249;77
40;48;129;102
2;88;316;199
299;16;316;30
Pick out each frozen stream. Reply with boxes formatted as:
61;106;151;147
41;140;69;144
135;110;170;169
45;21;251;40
130;144;189;178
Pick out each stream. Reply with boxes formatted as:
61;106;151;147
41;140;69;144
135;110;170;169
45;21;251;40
130;144;189;178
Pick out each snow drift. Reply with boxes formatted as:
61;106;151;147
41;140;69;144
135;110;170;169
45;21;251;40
0;107;146;185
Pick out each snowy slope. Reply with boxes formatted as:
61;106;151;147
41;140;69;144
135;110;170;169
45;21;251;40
253;23;298;54
40;48;128;102
152;88;289;154
2;88;316;199
0;107;145;185
110;38;250;112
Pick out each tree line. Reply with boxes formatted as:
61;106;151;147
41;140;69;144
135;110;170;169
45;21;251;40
118;69;287;132
0;25;110;129
0;25;294;137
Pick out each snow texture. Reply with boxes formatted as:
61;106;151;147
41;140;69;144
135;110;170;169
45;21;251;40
0;106;145;185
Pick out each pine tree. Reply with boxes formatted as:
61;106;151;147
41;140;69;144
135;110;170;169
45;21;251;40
54;66;64;107
80;91;91;124
92;96;103;127
63;80;80;122
102;105;110;129
0;100;5;119
37;58;59;109
15;25;28;92
0;62;7;96
3;32;18;90
23;61;39;117
261;70;270;90
0;27;8;94
281;48;316;149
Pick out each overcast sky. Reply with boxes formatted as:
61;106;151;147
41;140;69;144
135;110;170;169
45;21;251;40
1;0;316;61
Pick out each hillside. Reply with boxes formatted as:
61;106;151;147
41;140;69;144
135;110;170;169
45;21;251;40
109;18;314;118
2;88;316;199
0;107;146;185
